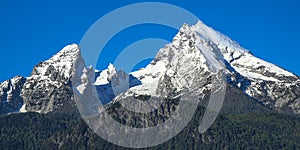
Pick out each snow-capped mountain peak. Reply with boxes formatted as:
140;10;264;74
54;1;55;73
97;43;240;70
33;43;80;78
94;63;118;85
111;21;227;101
179;21;300;113
98;21;300;114
191;21;247;54
48;44;80;61
20;44;81;114
188;21;297;81
0;20;299;116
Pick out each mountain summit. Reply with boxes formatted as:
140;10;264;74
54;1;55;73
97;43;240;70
92;21;300;115
0;21;299;116
189;21;300;114
0;44;83;115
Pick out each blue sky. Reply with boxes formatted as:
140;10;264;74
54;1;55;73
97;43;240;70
0;0;299;81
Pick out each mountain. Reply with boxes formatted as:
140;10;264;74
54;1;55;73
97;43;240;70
91;21;300;116
20;44;85;117
68;21;297;135
0;76;26;114
0;21;299;117
0;20;300;149
189;21;300;114
94;63;142;104
0;44;84;116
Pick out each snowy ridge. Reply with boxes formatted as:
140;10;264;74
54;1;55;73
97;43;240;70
20;44;81;114
190;21;296;80
34;44;80;79
176;22;300;113
23;44;80;89
94;63;117;85
110;21;225;103
191;21;247;54
95;21;300;114
129;61;168;96
0;76;26;114
94;63;142;104
0;20;299;115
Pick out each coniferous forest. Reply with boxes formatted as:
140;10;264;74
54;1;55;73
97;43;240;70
1;106;300;150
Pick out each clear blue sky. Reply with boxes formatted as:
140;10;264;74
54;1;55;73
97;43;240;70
0;0;299;81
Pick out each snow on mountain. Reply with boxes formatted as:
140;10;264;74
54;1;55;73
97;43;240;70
0;20;299;116
185;21;300;114
110;22;226;107
32;44;80;80
20;44;82;114
190;21;297;79
0;76;26;114
189;22;298;70
98;20;300;114
94;63;119;85
94;63;142;104
94;63;123;104
202;22;298;113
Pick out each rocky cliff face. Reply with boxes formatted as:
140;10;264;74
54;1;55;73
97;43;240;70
0;21;299;117
178;21;300;114
0;76;26;114
20;44;83;115
92;21;300;117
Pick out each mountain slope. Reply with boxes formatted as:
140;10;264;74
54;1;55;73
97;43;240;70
20;44;83;115
0;107;299;149
170;21;300;114
189;21;300;114
89;21;300;117
0;76;26;114
0;20;299;117
0;19;299;149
